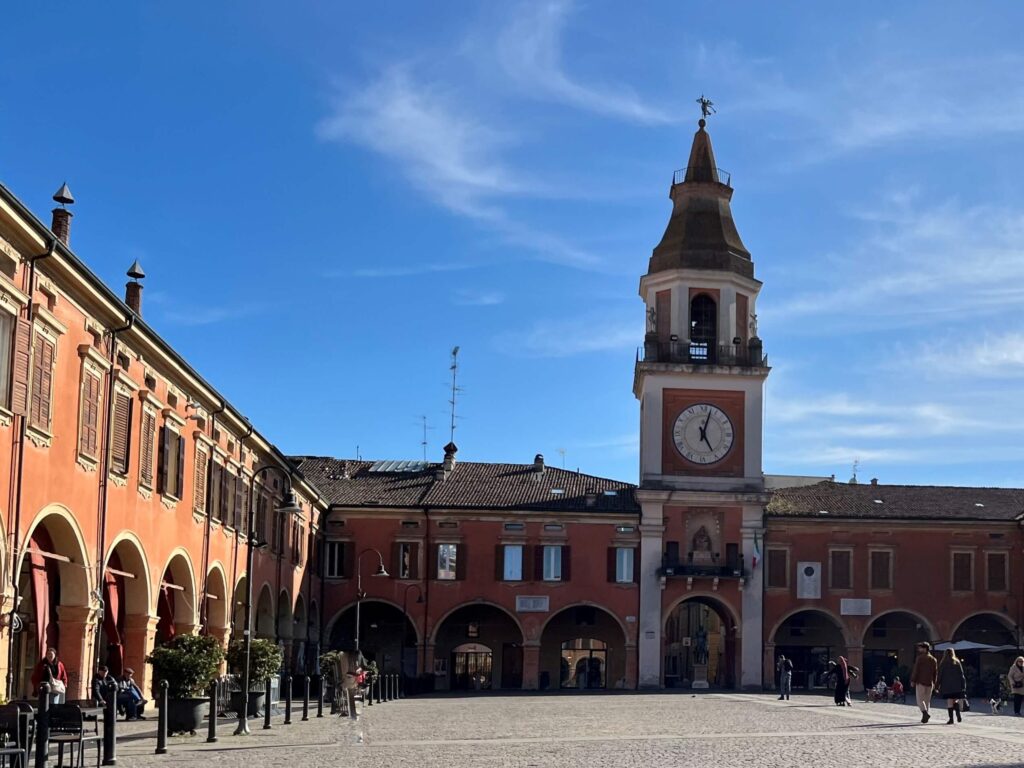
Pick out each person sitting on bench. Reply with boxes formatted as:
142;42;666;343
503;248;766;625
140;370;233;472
118;668;147;720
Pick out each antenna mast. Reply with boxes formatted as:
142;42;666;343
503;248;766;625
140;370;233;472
448;346;461;444
419;415;433;461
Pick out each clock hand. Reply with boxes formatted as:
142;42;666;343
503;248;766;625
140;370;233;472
703;410;712;431
702;433;714;451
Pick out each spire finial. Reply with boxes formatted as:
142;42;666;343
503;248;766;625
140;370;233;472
696;94;715;124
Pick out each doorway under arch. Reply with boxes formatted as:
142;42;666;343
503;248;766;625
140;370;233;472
861;611;933;690
255;585;275;639
155;552;197;646
432;603;524;691
327;600;417;677
101;535;152;679
771;609;847;690
540;604;627;690
952;612;1018;693
664;596;737;689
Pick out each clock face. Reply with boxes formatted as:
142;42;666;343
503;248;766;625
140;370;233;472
672;403;735;465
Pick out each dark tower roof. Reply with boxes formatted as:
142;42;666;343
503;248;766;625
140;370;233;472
647;119;753;278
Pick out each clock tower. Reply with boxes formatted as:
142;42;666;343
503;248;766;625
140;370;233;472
634;117;770;689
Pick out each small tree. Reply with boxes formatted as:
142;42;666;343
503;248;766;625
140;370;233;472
146;634;225;699
227;639;283;688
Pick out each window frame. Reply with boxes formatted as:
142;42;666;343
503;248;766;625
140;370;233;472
828;547;854;591
868;548;894;591
502;544;523;582
951;549;975;593
985;550;1009;593
542;544;562;582
765;547;789;589
614;547;635;584
437;543;458;580
324;540;346;579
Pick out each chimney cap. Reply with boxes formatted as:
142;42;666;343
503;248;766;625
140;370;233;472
52;182;74;207
443;441;458;456
127;259;146;281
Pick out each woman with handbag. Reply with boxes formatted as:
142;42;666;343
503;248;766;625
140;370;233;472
937;648;967;724
30;647;69;704
1007;656;1024;715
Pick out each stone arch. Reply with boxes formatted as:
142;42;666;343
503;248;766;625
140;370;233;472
539;603;629;690
665;592;741;637
431;601;526;691
663;594;740;689
18;504;93;608
769;606;854;648
428;600;524;647
277;588;293;640
294;595;307;637
769;608;849;690
951;610;1017;644
861;608;938;646
230;574;247;639
104;531;154;616
204;562;230;632
324;597;423;646
101;532;154;678
255;583;275;639
156;548;199;644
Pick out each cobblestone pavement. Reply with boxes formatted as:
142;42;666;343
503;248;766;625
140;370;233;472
110;693;1024;768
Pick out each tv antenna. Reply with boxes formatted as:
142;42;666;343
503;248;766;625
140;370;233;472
417;415;435;461
448;346;462;444
557;448;566;469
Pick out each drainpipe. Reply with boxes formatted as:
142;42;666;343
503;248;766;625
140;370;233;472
423;506;431;682
91;312;135;666
317;513;326;665
5;238;56;701
199;400;225;634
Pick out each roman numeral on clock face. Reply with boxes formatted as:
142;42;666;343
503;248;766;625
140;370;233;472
672;403;735;465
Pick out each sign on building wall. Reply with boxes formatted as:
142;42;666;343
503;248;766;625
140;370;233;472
840;598;872;616
515;596;550;613
796;562;821;599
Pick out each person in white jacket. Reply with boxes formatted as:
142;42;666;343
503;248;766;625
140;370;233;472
1008;657;1024;715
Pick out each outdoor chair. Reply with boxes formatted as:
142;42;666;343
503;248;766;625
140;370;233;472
0;706;29;768
47;705;101;768
9;703;34;760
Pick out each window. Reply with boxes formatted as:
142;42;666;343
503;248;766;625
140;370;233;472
395;542;417;579
291;521;304;565
271;498;284;553
952;551;973;592
209;462;223;521
78;368;102;458
110;392;132;475
254;492;268;543
689;293;718;361
139;410;156;489
829;549;852;590
0;312;15;408
502;545;523;581
222;471;236;527
869;550;892;590
324;541;350;578
193;444;208;512
238;476;249;536
766;548;788;588
542;545;562;581
29;333;55;432
987;552;1008;592
614;547;635;584
437;544;458;580
156;425;184;499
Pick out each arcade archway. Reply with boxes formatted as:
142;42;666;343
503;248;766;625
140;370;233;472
203;563;229;636
861;611;933;690
101;534;153;679
664;596;737;689
539;604;627;690
952;612;1018;693
432;603;523;691
771;609;847;690
327;600;417;677
255;584;275;639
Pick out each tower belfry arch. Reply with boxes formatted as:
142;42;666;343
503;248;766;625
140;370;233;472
634;112;770;689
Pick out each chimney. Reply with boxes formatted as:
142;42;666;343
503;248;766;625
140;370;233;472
50;182;74;245
125;260;145;316
870;478;878;486
443;442;458;472
533;453;545;473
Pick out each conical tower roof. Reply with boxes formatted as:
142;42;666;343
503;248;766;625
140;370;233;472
647;119;752;278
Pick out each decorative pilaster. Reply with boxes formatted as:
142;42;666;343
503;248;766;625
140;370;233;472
521;643;540;690
123;615;159;695
56;604;99;700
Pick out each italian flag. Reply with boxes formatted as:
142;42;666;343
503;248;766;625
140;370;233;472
752;532;761;569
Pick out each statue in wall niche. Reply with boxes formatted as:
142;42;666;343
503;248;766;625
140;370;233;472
647;306;657;333
692;526;712;553
749;311;758;338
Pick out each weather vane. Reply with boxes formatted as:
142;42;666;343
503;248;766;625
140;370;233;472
696;94;715;120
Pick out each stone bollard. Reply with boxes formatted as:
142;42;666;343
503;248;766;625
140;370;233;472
263;678;272;730
103;679;118;765
207;682;218;743
301;675;310;721
282;676;292;725
34;682;50;768
155;681;168;755
316;675;324;718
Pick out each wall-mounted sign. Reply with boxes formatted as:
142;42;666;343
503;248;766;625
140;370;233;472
625;615;637;623
796;561;821;599
515;596;550;613
840;598;872;616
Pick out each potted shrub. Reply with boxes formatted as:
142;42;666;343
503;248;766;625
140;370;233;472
146;634;224;735
226;639;283;717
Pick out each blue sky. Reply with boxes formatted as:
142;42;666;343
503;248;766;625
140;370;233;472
3;2;1024;487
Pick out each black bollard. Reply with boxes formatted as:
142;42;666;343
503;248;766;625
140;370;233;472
397;674;403;700
316;675;324;718
384;675;390;702
103;679;118;765
206;682;218;744
301;675;310;721
34;682;50;768
366;678;372;707
155;680;168;755
375;676;381;704
387;675;393;701
282;676;292;725
262;678;272;730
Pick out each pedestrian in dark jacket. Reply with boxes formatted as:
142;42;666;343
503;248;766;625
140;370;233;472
826;658;859;706
776;655;793;700
91;665;111;706
937;649;967;724
910;641;938;722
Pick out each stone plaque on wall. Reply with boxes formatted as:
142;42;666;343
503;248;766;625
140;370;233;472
515;595;550;613
840;598;872;616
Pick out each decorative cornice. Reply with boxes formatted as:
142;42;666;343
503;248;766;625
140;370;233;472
33;305;68;336
78;343;112;372
26;425;51;449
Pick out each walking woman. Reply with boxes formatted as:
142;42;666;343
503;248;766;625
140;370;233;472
1008;656;1024;715
829;657;859;706
937;648;967;724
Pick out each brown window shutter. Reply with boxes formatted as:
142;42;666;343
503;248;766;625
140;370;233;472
495;545;505;582
139;411;155;488
30;335;54;430
233;474;243;529
410;543;420;579
342;542;355;579
432;544;442;580
239;480;249;536
533;546;544;582
175;433;185;497
455;544;467;580
561;546;571;581
156;425;167;494
219;467;230;523
86;373;101;456
607;548;617;583
111;392;131;474
193;446;208;511
209;463;222;520
10;317;32;416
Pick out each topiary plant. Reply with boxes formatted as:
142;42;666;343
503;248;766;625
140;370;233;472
146;634;225;699
226;639;283;688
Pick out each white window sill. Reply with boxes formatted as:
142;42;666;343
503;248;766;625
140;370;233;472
26;425;52;449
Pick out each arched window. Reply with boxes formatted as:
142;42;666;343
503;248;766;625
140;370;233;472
690;294;717;362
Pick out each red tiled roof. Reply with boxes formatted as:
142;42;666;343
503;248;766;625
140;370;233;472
767;481;1024;521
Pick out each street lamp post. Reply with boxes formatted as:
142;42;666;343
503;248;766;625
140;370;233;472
234;466;301;736
400;584;423;693
354;549;389;655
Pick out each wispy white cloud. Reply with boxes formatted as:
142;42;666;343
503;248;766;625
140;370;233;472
910;330;1024;378
496;0;671;125
453;289;504;306
497;314;636;357
160;304;254;327
342;262;482;279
